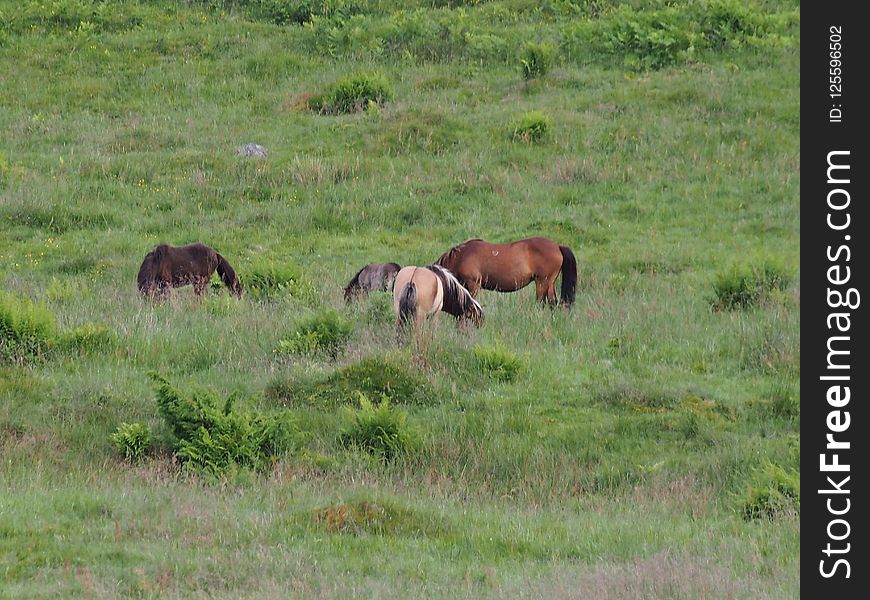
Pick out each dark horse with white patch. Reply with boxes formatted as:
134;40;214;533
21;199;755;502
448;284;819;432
343;262;402;302
137;243;242;299
436;236;577;307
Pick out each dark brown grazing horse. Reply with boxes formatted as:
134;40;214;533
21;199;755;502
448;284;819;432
343;262;402;302
436;237;577;307
137;243;242;299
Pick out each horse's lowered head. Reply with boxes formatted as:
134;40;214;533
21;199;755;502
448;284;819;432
426;264;483;327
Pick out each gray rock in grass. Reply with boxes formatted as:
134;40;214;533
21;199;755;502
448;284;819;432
235;143;268;158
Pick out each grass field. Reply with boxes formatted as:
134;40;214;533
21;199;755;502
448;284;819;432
0;1;800;597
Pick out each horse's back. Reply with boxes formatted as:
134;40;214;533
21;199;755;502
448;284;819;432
175;242;216;260
145;242;217;285
444;236;564;292
517;236;563;260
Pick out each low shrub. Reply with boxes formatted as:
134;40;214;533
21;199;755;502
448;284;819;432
0;291;56;363
738;461;800;520
151;373;303;475
339;393;417;461
244;258;313;301
309;73;392;115
266;355;433;407
607;8;694;71
473;343;524;383
561;2;796;70
214;0;370;26
561;6;693;71
276;308;353;359
711;261;790;310
109;422;152;462
519;41;555;80
509;110;550;143
322;355;433;404
693;0;763;50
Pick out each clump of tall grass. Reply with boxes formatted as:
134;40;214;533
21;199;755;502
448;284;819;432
473;342;524;382
309;73;392;114
57;323;116;354
519;41;555;79
0;291;56;363
275;308;353;359
339;393;418;461
243;258;314;301
151;373;303;476
509;110;551;143
747;380;799;421
711;261;790;310
363;291;394;325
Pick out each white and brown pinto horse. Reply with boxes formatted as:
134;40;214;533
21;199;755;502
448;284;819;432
392;265;483;339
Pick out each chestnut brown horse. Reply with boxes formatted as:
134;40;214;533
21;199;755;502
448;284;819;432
394;265;483;339
436;237;577;307
343;262;402;302
137;243;242;299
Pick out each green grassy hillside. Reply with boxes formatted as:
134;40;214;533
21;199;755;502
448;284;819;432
1;1;799;597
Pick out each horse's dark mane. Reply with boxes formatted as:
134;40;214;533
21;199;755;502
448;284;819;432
344;265;366;296
216;253;242;295
425;264;482;322
436;239;483;267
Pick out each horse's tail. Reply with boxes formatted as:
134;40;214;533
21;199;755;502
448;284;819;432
343;266;365;303
216;253;242;296
397;282;417;331
559;245;577;308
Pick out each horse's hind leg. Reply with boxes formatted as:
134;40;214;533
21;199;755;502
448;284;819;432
546;279;558;305
193;277;208;296
535;278;550;304
535;277;558;306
